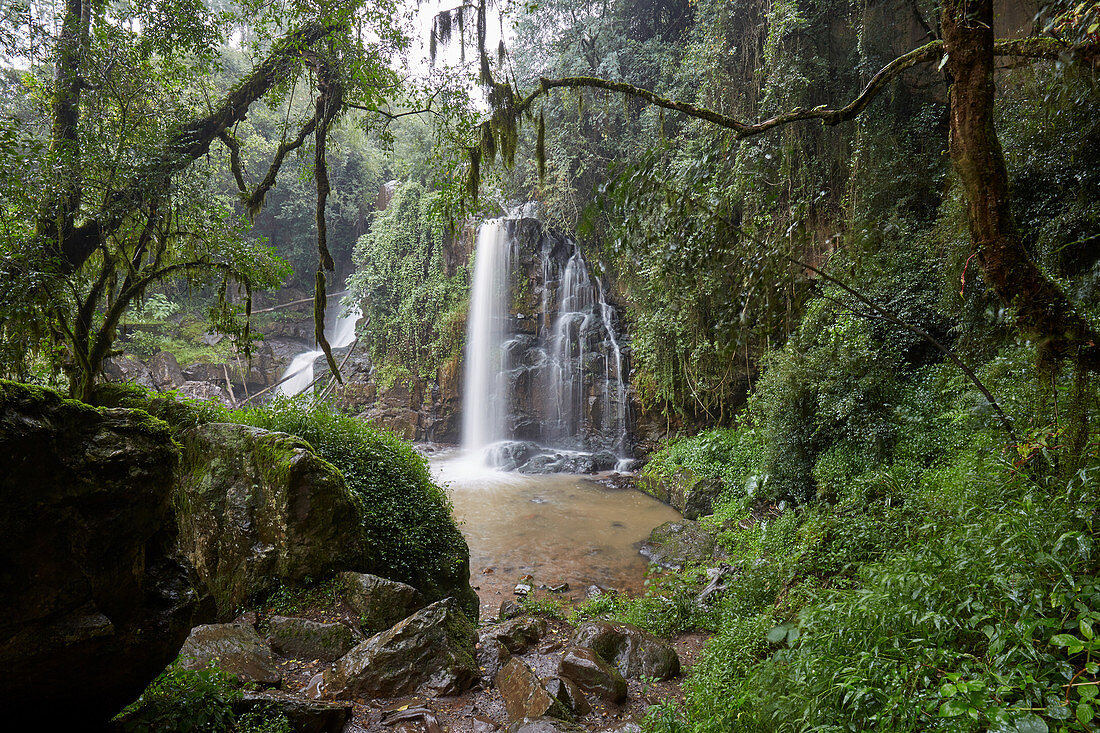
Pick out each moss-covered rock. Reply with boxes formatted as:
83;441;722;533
639;519;719;570
174;422;364;616
178;623;281;686
636;467;723;520
267;616;358;662
0;380;207;727
339;571;426;634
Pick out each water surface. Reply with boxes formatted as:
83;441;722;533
431;450;681;617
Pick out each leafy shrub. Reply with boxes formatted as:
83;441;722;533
115;664;238;733
228;397;468;597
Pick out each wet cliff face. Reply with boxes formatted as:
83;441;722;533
496;217;631;458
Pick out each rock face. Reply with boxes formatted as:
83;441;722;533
267;616;358;662
340;571;426;634
558;646;627;703
178;623;281;685
0;381;206;726
571;622;680;680
639;519;719;570
174;422;364;615
636;469;724;520
321;598;478;699
495;658;573;723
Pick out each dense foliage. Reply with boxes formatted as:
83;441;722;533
349;180;470;386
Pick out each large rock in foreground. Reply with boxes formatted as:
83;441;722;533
178;623;281;685
320;598;478;698
496;658;573;723
0;381;206;726
175;423;364;615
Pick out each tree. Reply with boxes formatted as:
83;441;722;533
448;0;1100;374
0;0;423;399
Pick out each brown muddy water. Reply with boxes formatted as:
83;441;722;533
429;450;681;619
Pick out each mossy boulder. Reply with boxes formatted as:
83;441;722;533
636;467;724;520
174;423;364;615
0;380;207;726
339;571;426;634
178;622;281;686
639;519;719;570
320;598;478;698
571;622;680;680
267;616;358;662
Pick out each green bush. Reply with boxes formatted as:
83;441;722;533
115;664;238;733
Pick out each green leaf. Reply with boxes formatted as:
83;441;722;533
1077;703;1094;725
940;699;968;717
1081;619;1094;640
941;683;958;697
1052;634;1079;647
767;625;788;644
1079;683;1099;701
1013;714;1049;733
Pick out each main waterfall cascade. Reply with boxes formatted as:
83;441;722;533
462;211;632;473
277;299;362;396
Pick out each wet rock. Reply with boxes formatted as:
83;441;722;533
175;380;233;405
149;351;185;390
515;583;532;596
571;622;680;680
340;571;426;634
102;355;156;389
499;599;522;620
0;381;205;726
182;361;226;383
495;658;573;723
179;623;281;685
639;519;717;570
585;584;614;599
487;441;542;471
545;676;592;716
174;423;363;615
482;616;547;654
558;646;627;703
596;723;642;733
234;691;350;733
503;718;584;733
478;637;512;681
472;716;502;732
546;582;570;593
267;616;358;662
321;598;478;699
636;469;723;520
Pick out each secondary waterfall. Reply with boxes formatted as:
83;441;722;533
276;299;361;397
461;211;631;473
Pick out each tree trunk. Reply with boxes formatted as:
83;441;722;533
943;0;1099;370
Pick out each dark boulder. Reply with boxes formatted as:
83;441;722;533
320;598;478;698
495;658;573;723
558;646;627;703
339;571;426;634
571;622;680;680
0;381;206;726
639;519;718;570
481;616;547;654
267;616;358;662
178;623;281;686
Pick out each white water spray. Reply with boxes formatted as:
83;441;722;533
276;300;361;397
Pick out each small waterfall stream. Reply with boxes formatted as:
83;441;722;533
461;211;631;472
276;300;361;397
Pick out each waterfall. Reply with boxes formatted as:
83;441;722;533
462;211;631;472
461;219;513;453
276;299;361;397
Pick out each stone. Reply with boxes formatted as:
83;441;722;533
339;571;426;634
481;616;547;654
478;637;512;681
639;519;717;570
175;379;233;405
545;676;592;716
178;623;281;685
636;469;724;520
472;716;501;732
503;718;585;733
499;599;522;620
267;616;358;662
558;646;627;703
596;723;642;733
149;350;185;391
102;355;156;389
571;622;680;680
320;598;478;699
174;423;364;615
495;658;573;723
0;381;206;727
234;691;350;733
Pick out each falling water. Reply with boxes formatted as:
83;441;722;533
276;300;361;397
461;219;513;454
462;210;631;471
